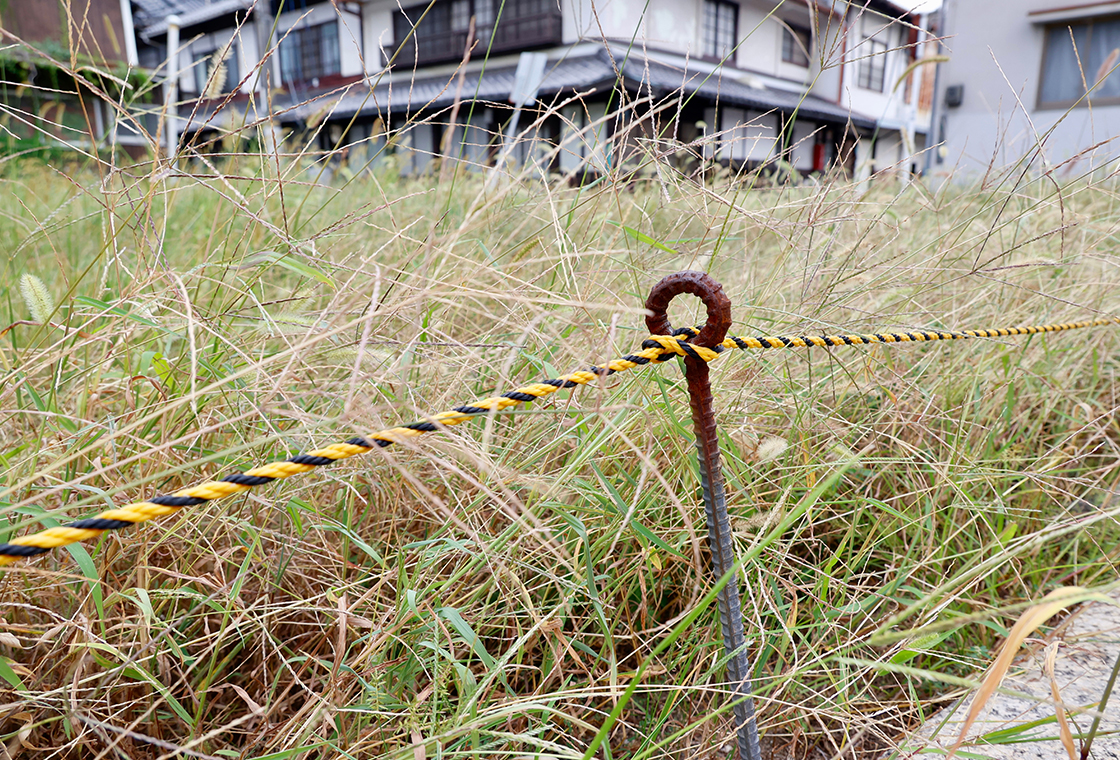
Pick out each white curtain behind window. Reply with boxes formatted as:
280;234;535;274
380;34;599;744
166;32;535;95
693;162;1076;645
1040;21;1120;104
1041;25;1089;104
1088;19;1120;98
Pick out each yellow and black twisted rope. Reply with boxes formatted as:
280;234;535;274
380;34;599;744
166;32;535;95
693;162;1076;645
1;315;1116;567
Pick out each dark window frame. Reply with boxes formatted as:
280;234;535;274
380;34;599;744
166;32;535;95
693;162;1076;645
781;23;811;67
279;20;341;85
702;0;739;62
1037;14;1120;110
856;15;889;92
390;0;560;67
271;0;315;13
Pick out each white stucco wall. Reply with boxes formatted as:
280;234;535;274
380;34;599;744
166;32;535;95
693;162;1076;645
362;3;394;74
937;0;1120;176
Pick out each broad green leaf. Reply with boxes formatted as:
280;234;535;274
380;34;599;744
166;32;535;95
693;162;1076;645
0;657;25;690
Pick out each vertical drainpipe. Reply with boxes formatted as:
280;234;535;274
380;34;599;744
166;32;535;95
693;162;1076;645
922;0;949;176
165;15;181;167
835;3;848;174
118;0;139;66
902;15;919;176
835;4;847;104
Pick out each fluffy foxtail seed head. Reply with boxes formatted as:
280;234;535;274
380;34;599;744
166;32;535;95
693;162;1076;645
204;52;229;100
756;436;789;463
19;273;54;324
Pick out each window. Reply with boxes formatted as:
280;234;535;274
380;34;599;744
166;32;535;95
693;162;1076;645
702;0;738;60
392;0;558;66
1039;17;1120;108
474;0;494;42
451;0;471;32
271;0;314;12
856;14;888;92
194;43;239;96
781;24;811;67
279;22;340;85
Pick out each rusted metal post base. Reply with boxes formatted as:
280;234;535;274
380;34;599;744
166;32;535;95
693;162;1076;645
646;272;761;760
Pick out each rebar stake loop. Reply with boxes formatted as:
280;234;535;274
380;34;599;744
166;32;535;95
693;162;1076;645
646;271;762;760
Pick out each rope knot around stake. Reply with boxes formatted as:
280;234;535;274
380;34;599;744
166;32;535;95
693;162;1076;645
641;334;723;363
644;270;732;350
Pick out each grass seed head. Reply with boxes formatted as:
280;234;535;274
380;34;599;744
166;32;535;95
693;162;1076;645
756;436;789;463
204;52;229;99
18;273;53;324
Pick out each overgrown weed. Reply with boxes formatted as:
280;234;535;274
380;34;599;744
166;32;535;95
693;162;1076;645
0;149;1119;759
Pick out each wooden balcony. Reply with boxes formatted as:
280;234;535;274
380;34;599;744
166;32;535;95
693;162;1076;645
390;3;562;68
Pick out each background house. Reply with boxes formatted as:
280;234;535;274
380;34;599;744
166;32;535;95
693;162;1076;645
2;0;935;181
305;0;935;180
933;0;1120;178
0;0;140;151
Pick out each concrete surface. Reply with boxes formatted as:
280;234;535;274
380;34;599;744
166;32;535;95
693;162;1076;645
900;591;1120;759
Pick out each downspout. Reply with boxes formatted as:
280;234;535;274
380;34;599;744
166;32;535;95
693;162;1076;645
922;0;948;176
250;0;278;157
165;15;180;166
835;3;849;174
836;4;847;104
252;2;272;96
119;0;139;66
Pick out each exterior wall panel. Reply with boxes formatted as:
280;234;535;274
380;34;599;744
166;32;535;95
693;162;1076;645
937;0;1120;176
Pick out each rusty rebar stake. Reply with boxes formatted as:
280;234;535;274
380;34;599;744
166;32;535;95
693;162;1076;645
646;272;762;760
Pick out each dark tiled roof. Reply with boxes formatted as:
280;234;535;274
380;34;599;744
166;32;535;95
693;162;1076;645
619;54;876;129
289;46;874;130
292;52;616;121
134;0;252;36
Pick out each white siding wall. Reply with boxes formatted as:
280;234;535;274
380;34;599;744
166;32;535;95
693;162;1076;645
583;101;610;172
557;100;611;173
559;103;583;172
718;107;778;162
872;130;904;173
937;0;1120;176
362;3;394;74
451;108;495;169
789;120;817;171
402;122;435;174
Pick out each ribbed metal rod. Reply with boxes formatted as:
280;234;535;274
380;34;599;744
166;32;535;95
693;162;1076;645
645;271;761;760
685;354;761;760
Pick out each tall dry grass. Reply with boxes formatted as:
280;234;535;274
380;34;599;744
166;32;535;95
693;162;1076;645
0;151;1118;758
0;11;1119;758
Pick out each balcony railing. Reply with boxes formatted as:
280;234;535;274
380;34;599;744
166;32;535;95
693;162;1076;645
390;6;562;68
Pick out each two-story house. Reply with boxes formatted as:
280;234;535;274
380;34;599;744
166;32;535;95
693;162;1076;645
125;0;932;180
930;0;1120;178
0;0;141;151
